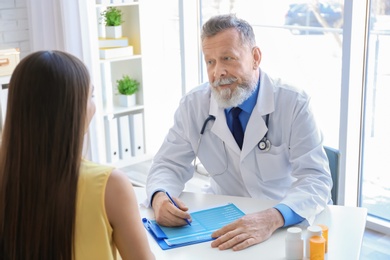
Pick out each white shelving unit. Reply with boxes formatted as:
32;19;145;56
86;0;152;169
0;75;11;134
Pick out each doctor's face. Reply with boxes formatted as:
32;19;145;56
202;28;261;108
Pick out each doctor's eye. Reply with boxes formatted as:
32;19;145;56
206;60;215;66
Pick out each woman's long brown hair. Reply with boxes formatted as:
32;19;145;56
0;50;90;260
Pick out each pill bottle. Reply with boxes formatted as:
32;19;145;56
285;227;303;260
305;225;322;258
317;224;329;253
309;235;326;260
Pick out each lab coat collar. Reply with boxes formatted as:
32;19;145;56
256;69;275;115
241;69;275;158
209;92;240;154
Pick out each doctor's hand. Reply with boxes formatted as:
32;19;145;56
151;191;192;227
210;208;284;251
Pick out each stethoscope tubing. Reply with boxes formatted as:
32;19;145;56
200;115;216;135
199;114;271;150
193;113;271;177
198;114;271;148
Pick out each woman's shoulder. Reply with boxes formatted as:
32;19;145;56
106;168;129;185
81;159;115;174
78;159;117;188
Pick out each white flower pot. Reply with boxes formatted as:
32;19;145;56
105;25;122;39
117;94;136;107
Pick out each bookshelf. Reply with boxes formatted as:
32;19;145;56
88;0;151;168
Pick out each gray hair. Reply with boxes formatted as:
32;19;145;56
201;14;256;48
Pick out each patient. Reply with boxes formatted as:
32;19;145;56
0;50;154;260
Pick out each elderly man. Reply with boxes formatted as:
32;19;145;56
146;14;332;251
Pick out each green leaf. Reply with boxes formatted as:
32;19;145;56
100;7;124;26
116;75;139;95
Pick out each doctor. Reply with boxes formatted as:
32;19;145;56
146;14;332;251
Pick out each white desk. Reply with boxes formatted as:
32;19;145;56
134;187;367;260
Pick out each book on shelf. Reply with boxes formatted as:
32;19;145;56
99;46;134;59
98;37;129;48
118;115;132;160
129;113;145;156
104;117;120;163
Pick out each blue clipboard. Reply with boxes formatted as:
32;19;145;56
142;203;245;250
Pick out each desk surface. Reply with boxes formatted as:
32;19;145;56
134;187;367;260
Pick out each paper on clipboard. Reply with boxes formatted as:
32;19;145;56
142;203;245;250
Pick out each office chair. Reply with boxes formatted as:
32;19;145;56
324;146;340;205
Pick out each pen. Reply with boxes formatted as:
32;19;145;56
165;191;191;226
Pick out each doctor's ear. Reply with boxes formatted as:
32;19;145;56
252;47;261;69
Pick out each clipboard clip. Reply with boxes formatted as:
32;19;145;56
142;218;167;239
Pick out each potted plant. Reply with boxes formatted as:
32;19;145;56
100;7;124;38
116;75;139;107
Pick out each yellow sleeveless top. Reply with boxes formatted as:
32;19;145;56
74;159;116;260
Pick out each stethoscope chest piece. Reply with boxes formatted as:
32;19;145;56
258;137;271;151
257;114;272;151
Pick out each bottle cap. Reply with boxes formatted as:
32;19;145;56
307;225;322;237
286;227;302;239
317;224;328;232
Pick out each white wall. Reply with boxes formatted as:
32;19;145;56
0;0;30;58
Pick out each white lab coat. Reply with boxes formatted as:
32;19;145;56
146;70;332;222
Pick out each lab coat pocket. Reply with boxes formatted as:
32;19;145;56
256;143;290;182
197;136;228;177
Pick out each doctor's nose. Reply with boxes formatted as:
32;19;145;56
212;63;227;78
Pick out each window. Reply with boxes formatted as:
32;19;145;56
360;0;390;230
198;0;344;149
176;0;390;233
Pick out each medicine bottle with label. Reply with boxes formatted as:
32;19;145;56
309;235;326;260
285;227;303;260
317;224;329;253
305;225;322;258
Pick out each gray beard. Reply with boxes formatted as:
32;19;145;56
211;79;257;108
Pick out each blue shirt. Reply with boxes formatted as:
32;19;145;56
224;80;304;227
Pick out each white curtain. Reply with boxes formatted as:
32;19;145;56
25;0;99;161
26;0;84;58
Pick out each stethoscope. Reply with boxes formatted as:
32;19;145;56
257;114;271;151
193;113;272;176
